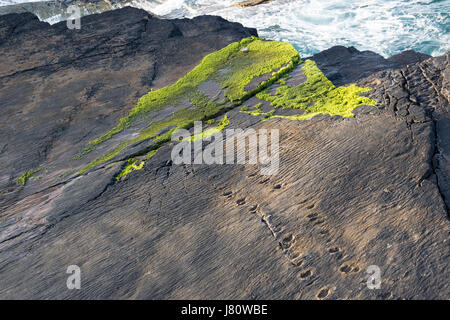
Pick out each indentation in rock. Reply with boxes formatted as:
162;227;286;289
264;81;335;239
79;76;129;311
339;261;360;275
281;234;295;249
316;287;330;299
328;247;340;254
328;246;343;259
292;259;304;267
299;269;314;279
314;219;324;225
340;265;352;274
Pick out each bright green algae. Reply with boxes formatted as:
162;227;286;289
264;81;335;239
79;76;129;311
115;115;229;181
115;158;144;181
185;115;230;142
248;59;377;121
77;41;377;178
115;148;159;181
78;37;300;174
17;168;41;186
88;37;299;147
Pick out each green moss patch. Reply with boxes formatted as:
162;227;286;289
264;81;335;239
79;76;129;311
186;115;230;142
251;59;377;120
219;38;300;101
17;168;41;186
89;37;299;147
115;158;143;181
79;37;300;174
115;148;159;182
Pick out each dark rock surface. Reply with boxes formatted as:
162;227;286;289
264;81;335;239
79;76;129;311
0;8;448;299
311;46;432;86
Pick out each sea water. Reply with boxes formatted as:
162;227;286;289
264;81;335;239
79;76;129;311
1;0;449;57
131;0;450;57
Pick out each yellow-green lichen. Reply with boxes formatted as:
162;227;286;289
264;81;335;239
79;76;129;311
79;38;300;174
115;148;159;182
219;39;300;102
115;158;143;181
276;74;290;85
185;115;230;142
89;37;300;148
252;59;376;120
17;168;41;186
144;148;159;160
30;175;42;181
71;146;95;160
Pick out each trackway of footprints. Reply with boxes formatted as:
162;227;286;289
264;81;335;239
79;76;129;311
220;174;362;299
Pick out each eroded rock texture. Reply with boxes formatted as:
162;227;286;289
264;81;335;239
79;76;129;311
0;8;448;299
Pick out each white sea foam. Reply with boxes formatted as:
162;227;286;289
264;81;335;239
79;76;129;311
2;0;449;57
130;0;450;57
0;0;44;5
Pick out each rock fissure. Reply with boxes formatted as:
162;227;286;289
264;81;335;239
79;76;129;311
417;63;450;215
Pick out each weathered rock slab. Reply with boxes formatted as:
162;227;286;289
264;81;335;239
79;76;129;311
0;8;448;300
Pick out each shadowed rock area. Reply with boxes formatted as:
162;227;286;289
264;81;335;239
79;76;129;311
0;7;448;299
